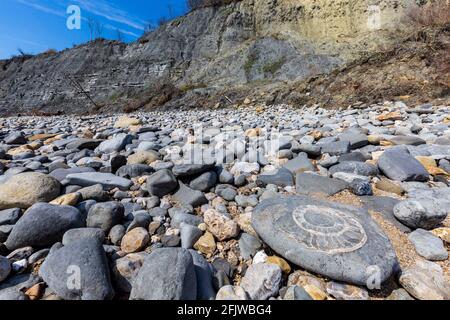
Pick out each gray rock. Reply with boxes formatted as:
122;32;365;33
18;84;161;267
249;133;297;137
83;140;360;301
116;164;154;179
87;202;124;233
215;184;237;201
360;196;410;232
239;233;262;260
78;184;109;201
393;199;447;230
320;141;351;156
0;273;40;300
130;248;197;300
408;229;448;261
218;169;234;184
0;256;11;282
66;138;103;150
180;223;203;249
174;183;208;207
283;285;313;300
62;228;105;246
378;147;429;182
189;171;217;191
172;163;215;177
127;213;151;232
5;203;84;251
0;208;21;226
145;169;178;197
235;195;259;208
240;263;282;300
189;250;216;300
112;252;147;293
388;136;426;146
252;195;399;286
296;173;348;196
66;172;132;191
171;212;203;228
338;133;368;149
4;132;26;145
350;179;373;196
256;168;294;187
96;133;132;154
109;224;126;246
329;161;379;176
39;238;114;300
216;285;248;300
283;153;315;174
338;152;368;163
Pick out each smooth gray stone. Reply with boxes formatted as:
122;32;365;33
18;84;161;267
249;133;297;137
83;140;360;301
116;164;154;179
252;195;399;286
130;248;197;300
239;233;262;260
62;228;105;246
39;238;114;300
0;225;13;242
360;196;410;232
393;199;447;230
171;212;203;228
0;273;40;300
189;250;216;300
66;139;103;150
215;184;237;201
295;144;321;157
235;195;259;208
87;202;124;233
189;171;218;192
350;179;373;196
174;183;208;207
126;213;151;232
145;169;178;197
256;168;294;187
0;208;21;226
296;173;348;196
96;134;133;154
5;203;84;251
283;153;315;174
4;132;26;145
78;184;109;202
408;229;448;261
378;147;429;182
66;172;132;190
218;169;234;184
329;161;379;176
283;285;313;300
388;136;426;146
0;256;11;282
172;163;215;177
180;223;203;249
338;152;368;163
319;141;351;156
338;133;369;149
109;224;126;246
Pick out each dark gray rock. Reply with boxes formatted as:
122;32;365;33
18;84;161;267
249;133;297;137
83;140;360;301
171;212;203;228
39;238;114;300
62;228;105;246
4;132;26;145
338;152;368;163
145;169;178;197
127;213;151;232
408;229;448;261
388;136;426;146
215;184;237;201
189;171;217;191
116;164;154;179
360;196;410;232
283;153;315;174
180;223;203;249
189;250;216;300
5;203;84;251
78;184;109;202
0;256;10;282
174;183;208;207
296;173;348;196
66;172;133;190
378;147;429;182
338;133;369;149
393;199;447;230
130;248;197;300
66;139;103;150
87;202;124;233
350;179;373;196
109;224;126;246
239;233;262;260
256;168;294;187
0;208;21;226
172;163;215;177
0;273;40;300
50;167;96;182
329;161;379;176
320;141;351;156
252;195;399;286
283;285;313;300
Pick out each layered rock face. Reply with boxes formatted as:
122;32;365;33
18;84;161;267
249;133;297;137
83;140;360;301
0;0;412;115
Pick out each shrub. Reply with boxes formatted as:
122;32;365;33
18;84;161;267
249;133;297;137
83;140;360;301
406;0;450;27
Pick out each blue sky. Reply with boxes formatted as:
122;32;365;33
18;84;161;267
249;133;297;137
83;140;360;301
0;0;188;59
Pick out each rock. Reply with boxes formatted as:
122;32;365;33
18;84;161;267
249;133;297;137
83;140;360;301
283;285;313;300
239;233;262;260
189;171;217;192
145;169;178;197
378;147;429;182
416;156;448;176
130;248;197;300
350;179;373;196
408;229;448;261
283;154;315;174
127;150;159;165
50;193;81;206
62;228;105;246
329;161;378;176
393;199;447;230
375;178;405;195
252;195;399;286
0;173;61;210
0;273;40;300
5;203;84;251
231;162;260;176
326;282;369;300
0;208;21;226
216;286;248;300
189;250;216;300
0;256;11;282
399;261;450;300
240;263;282;300
194;232;216;256
431;227;450;244
296;173;348;196
256;168;294;187
215;185;237;201
87;202;124;233
39;238;114;300
49;167;96;182
5;132;26;145
114;116;141;128
66;138;103;150
121;228;150;253
320;141;351;156
78;184;109;202
172;163;215;177
338;133;369;149
204;209;240;241
112;252;147;293
171;212;203;228
66;172;132;191
360;196;410;232
388;136;426;146
173;183;208;207
266;256;291;274
387;288;414;300
180;223;203;249
116;164;154;179
96;133;132;154
109;224;126;245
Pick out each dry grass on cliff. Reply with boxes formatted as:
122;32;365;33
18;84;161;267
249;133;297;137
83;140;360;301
406;1;450;28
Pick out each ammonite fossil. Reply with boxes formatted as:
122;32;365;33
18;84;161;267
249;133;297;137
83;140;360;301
274;204;368;254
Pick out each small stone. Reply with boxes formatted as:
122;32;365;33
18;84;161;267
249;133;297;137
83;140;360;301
256;168;294;187
180;223;203;249
115;116;141;128
173;183;208;208
408;229;448;261
240;263;282;300
431;227;450;244
0;256;11;282
283;285;313;300
216;286;248;300
121;227;150;253
112;252;147;293
66;172;132;191
50;193;81;206
378;147;429;182
204;209;240;241
266;256;291;274
109;224;126;245
62;228;105;246
239;233;262;260
296;173;348;196
303;284;328;300
326;282;369;300
393;199;447;230
194;232;216;256
24;283;45;300
375;178;405;195
87;202;124;233
387;289;414;300
416;156;448;176
127;151;159;165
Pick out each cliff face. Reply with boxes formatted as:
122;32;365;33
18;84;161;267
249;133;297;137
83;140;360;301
0;0;413;115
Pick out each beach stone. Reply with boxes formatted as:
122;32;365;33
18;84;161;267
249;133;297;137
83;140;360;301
283;285;313;300
408;229;448;261
339;133;369;149
109;225;126;245
252;195;399;286
127;151;159;165
431;227;450;244
215;185;237;201
0;256;11;282
115;116;141;128
283;154;315;174
393;199;447;230
326;281;369;300
130;248;197;300
62;228;105;246
5;132;26;145
350;179;373;196
216;286;248;300
112;252;147;293
240;263;282;300
189;171;217;192
0;173;61;210
0;208;21;226
296;173;348;196
189;250;216;300
320;141;350;156
145;169;178;197
266;256;291;274
399;261;450;300
180;223;203;249
66;172;132;191
96;133;132;154
173;183;208;208
40;238;114;300
375;178;405;195
86;202;124;233
378;147;429;182
204;209;240;241
0;273;40;300
121;228;150;253
239;233;262;260
172;163;215;177
5;203;84;251
388;136;426;146
256;168;294;187
49;167;96;182
387;289;414;300
116;164;154;179
50;193;81;206
329;161;378;176
360;196;410;232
